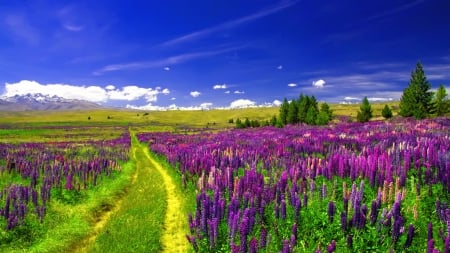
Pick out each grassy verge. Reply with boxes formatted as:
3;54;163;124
90;135;167;252
0;160;136;253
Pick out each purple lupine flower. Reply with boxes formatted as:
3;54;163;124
294;197;301;220
428;222;433;241
240;217;249;253
427;239;434;253
392;217;403;242
321;183;327;199
444;236;449;253
282;239;290;253
290;234;296;249
347;234;353;248
343;197;349;213
281;200;287;220
328;201;336;223
260;227;267;248
340;211;347;231
326;240;336;253
370;200;379;225
404;224;414;248
291;223;298;243
249;237;258;253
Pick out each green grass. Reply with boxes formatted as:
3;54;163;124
90;134;167;252
0;103;401;130
0;127;126;143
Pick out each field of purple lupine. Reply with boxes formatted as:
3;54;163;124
0;132;130;232
139;118;449;252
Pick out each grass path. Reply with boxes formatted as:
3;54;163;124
142;147;191;252
72;132;190;252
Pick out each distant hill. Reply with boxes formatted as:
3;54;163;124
0;93;103;111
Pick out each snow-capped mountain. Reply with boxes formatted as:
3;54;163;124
0;93;103;111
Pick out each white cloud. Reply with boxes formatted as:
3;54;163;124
344;96;359;100
234;90;245;94
4;80;107;102
277;65;283;70
107;85;169;102
3;80;169;103
126;103;166;111
190;91;201;97
170;97;176;100
161;88;170;95
213;84;227;89
368;97;393;102
63;24;83;32
288;83;297;87
312;79;326;88
225;90;231;94
200;102;213;109
272;99;282;106
229;99;256;108
163;66;171;71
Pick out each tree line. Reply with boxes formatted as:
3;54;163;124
357;61;448;122
232;61;448;129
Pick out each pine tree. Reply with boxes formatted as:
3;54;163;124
279;98;289;125
235;118;244;128
356;97;373;123
315;111;329;125
297;94;309;124
306;106;318;125
320;102;333;120
287;99;299;124
244;118;251;128
381;104;393;119
433;84;449;116
270;115;278;126
399;62;434;119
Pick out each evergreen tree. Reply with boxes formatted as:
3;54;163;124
306;106;318;125
235;118;244;128
356;97;373;123
315;111;329;125
399;62;434;119
270;115;278;126
320;102;333;120
381;104;393;119
433;84;449;116
244;118;251;128
297;94;308;123
287;99;299;124
279;98;289;125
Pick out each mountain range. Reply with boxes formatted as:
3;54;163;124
0;94;103;111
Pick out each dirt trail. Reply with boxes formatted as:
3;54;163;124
143;147;190;253
71;144;140;253
71;134;189;252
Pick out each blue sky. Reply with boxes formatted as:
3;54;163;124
1;0;449;110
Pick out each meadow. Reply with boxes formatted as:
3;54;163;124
0;103;448;252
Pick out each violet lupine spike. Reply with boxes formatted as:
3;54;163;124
328;201;336;223
340;211;347;232
259;227;267;249
249;237;258;253
281;239;291;253
346;234;353;249
427;239;435;253
326;240;336;253
428;222;434;241
404;224;414;248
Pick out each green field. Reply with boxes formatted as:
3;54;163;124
0;102;407;252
